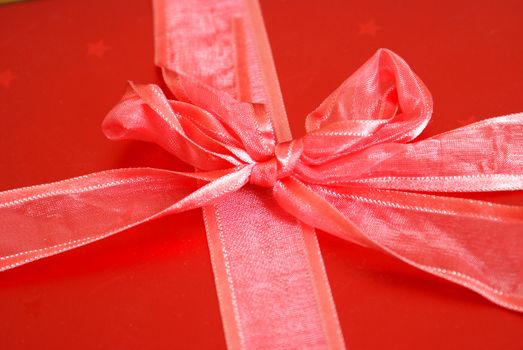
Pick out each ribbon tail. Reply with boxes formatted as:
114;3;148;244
276;178;523;312
0;167;248;271
337;113;523;192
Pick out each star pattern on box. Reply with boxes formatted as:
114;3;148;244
358;19;380;37
23;300;43;319
0;69;15;88
87;39;110;58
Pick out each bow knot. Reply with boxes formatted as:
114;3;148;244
249;138;304;188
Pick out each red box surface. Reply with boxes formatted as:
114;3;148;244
0;0;522;349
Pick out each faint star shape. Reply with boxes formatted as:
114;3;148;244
457;116;476;126
0;69;15;88
87;40;110;58
23;299;43;319
358;20;380;37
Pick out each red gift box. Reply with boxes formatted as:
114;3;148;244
0;0;522;349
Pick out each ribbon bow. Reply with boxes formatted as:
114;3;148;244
99;49;523;312
3;48;522;310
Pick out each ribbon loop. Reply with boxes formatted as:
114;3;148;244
304;49;433;163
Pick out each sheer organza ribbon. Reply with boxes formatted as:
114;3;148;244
1;0;523;348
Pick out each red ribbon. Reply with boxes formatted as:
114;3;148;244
1;0;523;348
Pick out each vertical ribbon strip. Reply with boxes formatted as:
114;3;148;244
154;0;346;348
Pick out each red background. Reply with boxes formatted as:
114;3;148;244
0;0;522;349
